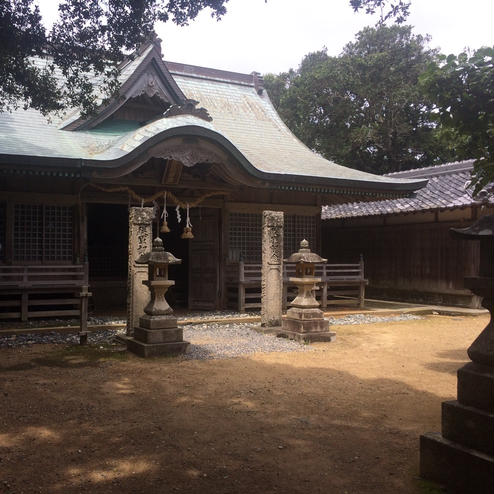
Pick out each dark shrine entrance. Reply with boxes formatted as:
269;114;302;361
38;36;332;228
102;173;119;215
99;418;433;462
87;204;128;310
188;208;220;310
87;203;220;312
158;206;220;310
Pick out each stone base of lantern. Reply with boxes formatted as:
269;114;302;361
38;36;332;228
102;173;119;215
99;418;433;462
138;314;179;330
277;328;335;343
420;362;494;494
420;433;494;494
127;338;189;357
279;307;335;342
127;314;189;357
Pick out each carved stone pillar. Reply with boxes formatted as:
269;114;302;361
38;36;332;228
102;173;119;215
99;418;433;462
127;207;154;335
261;211;284;327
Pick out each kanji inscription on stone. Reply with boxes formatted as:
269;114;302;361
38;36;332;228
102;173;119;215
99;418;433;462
261;211;284;327
127;207;154;334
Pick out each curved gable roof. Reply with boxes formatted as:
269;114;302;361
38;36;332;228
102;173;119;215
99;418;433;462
61;41;186;131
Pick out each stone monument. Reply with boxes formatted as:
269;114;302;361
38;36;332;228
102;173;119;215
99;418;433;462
420;214;494;494
127;237;189;357
261;211;284;327
279;240;334;342
127;207;154;335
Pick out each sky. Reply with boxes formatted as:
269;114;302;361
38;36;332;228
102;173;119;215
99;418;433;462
38;0;494;75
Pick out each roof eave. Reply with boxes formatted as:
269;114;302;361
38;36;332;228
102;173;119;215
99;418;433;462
0;125;426;196
81;125;426;195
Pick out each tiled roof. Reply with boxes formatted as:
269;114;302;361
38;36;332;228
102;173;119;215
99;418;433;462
0;42;426;194
322;161;494;219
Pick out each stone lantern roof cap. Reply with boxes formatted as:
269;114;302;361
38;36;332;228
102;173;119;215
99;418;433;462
136;237;182;264
450;214;494;240
284;239;327;264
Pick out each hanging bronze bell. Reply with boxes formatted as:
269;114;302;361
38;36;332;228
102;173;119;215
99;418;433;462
181;226;194;239
160;221;170;233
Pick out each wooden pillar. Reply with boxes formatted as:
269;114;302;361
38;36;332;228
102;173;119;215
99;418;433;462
127;207;154;335
261;210;284;327
78;278;91;345
238;260;245;312
321;263;328;310
359;253;365;308
78;201;88;263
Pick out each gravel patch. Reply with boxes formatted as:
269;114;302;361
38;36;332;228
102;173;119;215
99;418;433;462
181;323;311;360
0;313;422;354
179;311;261;321
0;310;418;331
0;329;127;349
328;313;422;325
0;311;261;331
0;323;310;358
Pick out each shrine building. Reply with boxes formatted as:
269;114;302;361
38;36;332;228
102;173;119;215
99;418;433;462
0;38;426;319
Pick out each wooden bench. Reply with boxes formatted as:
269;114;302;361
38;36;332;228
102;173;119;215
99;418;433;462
226;257;368;311
284;257;368;309
0;264;90;322
226;262;263;312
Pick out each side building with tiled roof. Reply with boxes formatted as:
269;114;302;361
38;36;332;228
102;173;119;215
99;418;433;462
321;161;494;308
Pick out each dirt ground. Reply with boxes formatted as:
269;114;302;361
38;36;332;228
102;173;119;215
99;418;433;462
0;314;488;494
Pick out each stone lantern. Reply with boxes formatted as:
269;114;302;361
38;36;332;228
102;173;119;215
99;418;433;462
280;239;334;342
420;215;494;493
127;237;189;357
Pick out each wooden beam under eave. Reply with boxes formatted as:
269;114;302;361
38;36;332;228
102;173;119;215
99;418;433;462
225;201;320;216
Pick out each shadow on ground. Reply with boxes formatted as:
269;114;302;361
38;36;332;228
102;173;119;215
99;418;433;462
423;348;469;375
0;341;453;494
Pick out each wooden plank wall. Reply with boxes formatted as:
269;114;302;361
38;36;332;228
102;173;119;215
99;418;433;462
321;218;481;307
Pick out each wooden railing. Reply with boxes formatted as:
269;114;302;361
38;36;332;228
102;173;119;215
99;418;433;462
0;264;90;322
226;258;368;312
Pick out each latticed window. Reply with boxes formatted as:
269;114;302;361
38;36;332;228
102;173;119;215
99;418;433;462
228;213;262;262
284;215;317;257
228;212;317;262
13;204;73;262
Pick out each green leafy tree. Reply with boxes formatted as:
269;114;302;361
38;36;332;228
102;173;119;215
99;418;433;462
0;0;229;116
420;47;494;193
265;25;452;174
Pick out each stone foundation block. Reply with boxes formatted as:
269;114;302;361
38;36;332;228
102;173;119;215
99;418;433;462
442;400;494;456
277;328;335;343
139;314;178;330
457;363;494;412
133;327;183;344
126;338;189;358
420;432;494;494
282;317;329;334
286;307;325;320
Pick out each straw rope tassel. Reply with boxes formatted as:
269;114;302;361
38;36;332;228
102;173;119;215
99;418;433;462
160;192;170;233
181;203;194;239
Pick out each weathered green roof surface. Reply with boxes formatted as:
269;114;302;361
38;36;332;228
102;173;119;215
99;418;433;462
0;41;426;193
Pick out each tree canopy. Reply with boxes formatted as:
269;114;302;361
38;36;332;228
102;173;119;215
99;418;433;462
265;25;454;175
420;47;494;192
0;0;229;116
